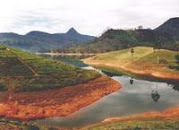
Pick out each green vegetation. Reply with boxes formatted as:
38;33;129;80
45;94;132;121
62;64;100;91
0;82;6;91
0;28;95;52
59;29;179;53
84;46;179;81
169;55;179;70
82;120;179;130
0;118;52;130
0;45;100;92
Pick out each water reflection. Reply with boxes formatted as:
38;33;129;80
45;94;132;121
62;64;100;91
129;77;161;102
34;55;179;127
37;76;179;128
130;78;134;85
151;90;160;102
170;82;179;92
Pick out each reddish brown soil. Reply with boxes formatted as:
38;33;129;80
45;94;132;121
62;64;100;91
0;76;121;120
83;59;179;81
103;106;179;122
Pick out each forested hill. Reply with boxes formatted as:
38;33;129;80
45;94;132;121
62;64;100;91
155;17;179;40
57;18;179;53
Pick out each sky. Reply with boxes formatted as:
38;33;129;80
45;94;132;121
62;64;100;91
0;0;178;36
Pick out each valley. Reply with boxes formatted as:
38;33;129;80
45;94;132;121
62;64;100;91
0;17;179;130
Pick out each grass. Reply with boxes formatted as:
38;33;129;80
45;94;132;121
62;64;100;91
95;46;153;61
0;118;50;130
0;45;100;92
84;46;179;80
81;120;179;130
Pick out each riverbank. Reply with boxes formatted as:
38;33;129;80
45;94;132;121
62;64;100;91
83;47;179;81
0;76;121;121
81;106;179;130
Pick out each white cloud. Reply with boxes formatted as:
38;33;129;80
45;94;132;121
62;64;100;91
0;0;178;36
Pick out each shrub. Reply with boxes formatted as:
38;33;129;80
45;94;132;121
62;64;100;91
0;82;7;91
159;59;168;64
168;65;179;70
175;55;179;63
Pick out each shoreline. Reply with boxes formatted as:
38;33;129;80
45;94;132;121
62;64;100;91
83;58;179;81
81;106;179;129
0;75;121;121
103;106;179;122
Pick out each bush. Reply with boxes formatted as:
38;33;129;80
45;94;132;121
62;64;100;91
175;55;179;63
0;82;7;91
168;65;179;70
159;59;168;64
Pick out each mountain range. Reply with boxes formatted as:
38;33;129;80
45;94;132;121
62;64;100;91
0;17;179;52
62;17;179;53
0;28;95;52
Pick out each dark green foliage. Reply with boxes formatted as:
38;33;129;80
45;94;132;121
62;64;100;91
175;55;179;63
27;125;40;130
168;65;179;70
59;28;179;53
159;59;168;64
0;83;6;91
169;55;179;70
0;119;48;130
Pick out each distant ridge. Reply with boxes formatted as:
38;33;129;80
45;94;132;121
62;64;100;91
154;17;179;39
0;28;96;52
63;18;179;53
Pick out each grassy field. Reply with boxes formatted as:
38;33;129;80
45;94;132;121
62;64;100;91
83;46;179;80
0;118;56;130
0;45;100;92
81;120;179;130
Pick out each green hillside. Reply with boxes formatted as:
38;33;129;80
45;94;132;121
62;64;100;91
83;46;179;80
0;45;100;92
59;29;179;53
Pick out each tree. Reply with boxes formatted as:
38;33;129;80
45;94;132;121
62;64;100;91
130;48;134;56
175;55;179;64
0;82;6;91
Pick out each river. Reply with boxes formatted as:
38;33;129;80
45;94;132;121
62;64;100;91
35;55;179;128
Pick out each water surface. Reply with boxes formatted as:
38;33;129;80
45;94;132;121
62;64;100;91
36;55;179;128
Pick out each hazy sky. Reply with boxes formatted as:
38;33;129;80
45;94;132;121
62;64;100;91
0;0;178;36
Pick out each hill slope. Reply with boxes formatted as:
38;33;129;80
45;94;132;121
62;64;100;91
62;18;179;53
0;45;100;92
63;28;178;53
83;46;179;80
0;28;95;52
155;17;179;40
0;45;120;120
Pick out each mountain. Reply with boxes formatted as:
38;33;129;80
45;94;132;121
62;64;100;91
63;18;179;53
155;17;179;40
64;29;177;53
0;28;95;52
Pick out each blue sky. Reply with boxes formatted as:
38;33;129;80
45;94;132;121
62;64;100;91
0;0;178;36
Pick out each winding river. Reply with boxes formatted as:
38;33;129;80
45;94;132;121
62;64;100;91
36;55;179;128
